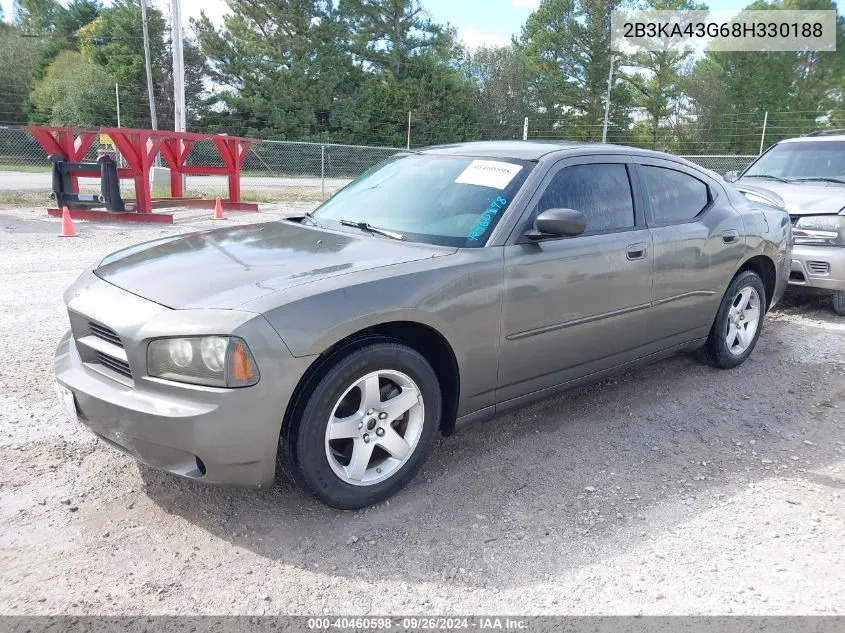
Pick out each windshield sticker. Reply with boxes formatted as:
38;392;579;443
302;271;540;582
455;160;523;190
468;196;508;242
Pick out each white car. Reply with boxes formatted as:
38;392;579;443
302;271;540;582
727;130;845;315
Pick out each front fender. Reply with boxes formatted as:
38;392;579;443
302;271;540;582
253;250;505;417
733;206;792;308
290;308;462;360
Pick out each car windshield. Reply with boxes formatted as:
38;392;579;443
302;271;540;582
744;140;845;181
311;153;534;247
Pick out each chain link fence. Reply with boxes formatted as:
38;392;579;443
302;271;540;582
680;155;756;175
0;125;756;201
0;126;401;200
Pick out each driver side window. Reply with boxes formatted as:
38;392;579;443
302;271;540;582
534;163;635;234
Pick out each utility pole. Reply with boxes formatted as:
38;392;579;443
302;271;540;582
759;111;768;155
115;83;123;167
406;111;411;150
115;84;121;128
171;0;186;132
523;117;528;141
139;0;158;130
602;55;615;144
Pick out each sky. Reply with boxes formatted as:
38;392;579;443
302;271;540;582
2;0;743;48
171;0;536;47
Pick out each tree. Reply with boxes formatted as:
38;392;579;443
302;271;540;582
521;0;633;142
0;22;40;124
680;57;733;153
782;0;845;127
77;7;159;129
193;0;478;145
463;44;533;139
29;50;116;126
340;0;452;80
336;0;477;146
194;0;350;138
80;0;208;130
19;0;209;131
13;0;63;33
621;0;704;150
350;53;479;146
684;0;845;153
22;0;102;82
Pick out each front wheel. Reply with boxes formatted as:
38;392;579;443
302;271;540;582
286;342;441;509
700;270;766;369
832;290;845;316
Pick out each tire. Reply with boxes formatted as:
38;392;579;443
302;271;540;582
833;290;845;316
283;341;441;510
700;270;766;369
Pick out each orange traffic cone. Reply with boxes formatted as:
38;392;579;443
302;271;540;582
59;206;77;237
213;197;225;220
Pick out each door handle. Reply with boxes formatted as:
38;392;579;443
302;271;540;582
626;242;647;260
722;229;740;244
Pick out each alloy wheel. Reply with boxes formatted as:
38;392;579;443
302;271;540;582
324;369;424;486
725;286;761;355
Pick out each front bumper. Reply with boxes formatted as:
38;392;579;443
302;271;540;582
54;272;314;488
789;244;845;292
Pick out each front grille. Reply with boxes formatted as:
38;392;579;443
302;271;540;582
807;260;830;275
68;311;134;384
89;322;123;347
95;351;132;378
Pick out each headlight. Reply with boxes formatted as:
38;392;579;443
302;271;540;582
147;336;259;388
793;214;845;246
170;338;193;367
200;336;227;372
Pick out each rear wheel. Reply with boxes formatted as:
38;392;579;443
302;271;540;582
285;342;441;509
833;290;845;316
700;270;766;369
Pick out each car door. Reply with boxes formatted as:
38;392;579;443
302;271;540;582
497;155;654;403
632;159;746;346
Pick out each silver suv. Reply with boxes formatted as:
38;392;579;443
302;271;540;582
727;130;845;315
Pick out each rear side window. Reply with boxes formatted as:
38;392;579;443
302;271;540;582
640;166;709;224
536;163;635;233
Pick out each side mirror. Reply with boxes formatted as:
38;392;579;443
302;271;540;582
525;208;587;241
724;171;739;183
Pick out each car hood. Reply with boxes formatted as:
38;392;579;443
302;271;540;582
736;178;845;216
94;221;456;310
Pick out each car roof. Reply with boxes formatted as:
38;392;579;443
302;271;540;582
779;134;845;143
416;140;689;162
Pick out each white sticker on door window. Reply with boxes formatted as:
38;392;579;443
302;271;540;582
454;160;523;190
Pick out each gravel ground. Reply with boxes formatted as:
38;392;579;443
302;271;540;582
1;204;844;616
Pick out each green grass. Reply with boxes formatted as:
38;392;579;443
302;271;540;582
0;163;348;178
149;186;327;204
0;189;52;206
0;163;51;173
178;188;329;204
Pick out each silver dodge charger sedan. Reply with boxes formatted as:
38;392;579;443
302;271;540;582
55;141;792;509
